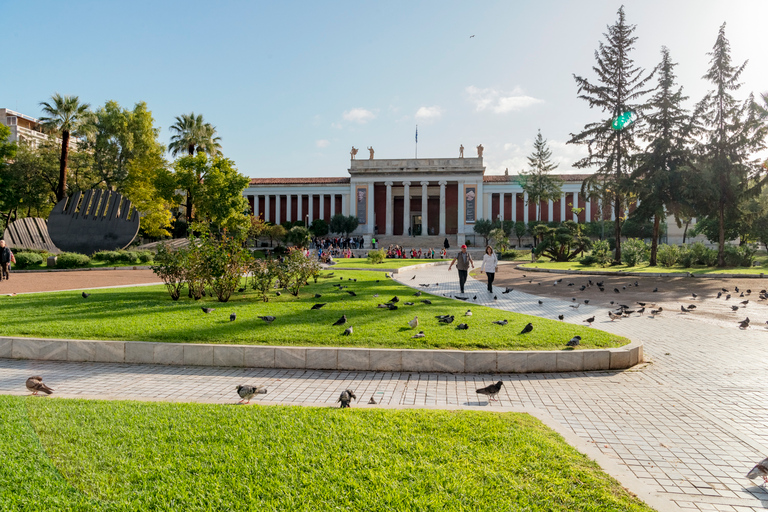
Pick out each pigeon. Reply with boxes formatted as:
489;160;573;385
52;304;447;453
572;298;576;301
342;326;353;335
411;331;425;338
368;397;377;404
736;286;740;293
454;296;469;301
411;275;416;280
739;320;750;329
275;291;281;296
476;381;504;401
420;299;432;305
747;457;768;486
608;311;621;321
373;294;379;298
494;295;498;300
465;310;472;316
311;303;327;310
414;291;422;296
346;290;357;296
389;296;400;303
314;293;322;298
26;376;54;395
566;336;581;347
337;389;356;408
692;293;697;299
614;288;620;293
519;323;533;335
258;316;276;323
202;307;215;314
404;302;415;306
558;314;564;321
502;288;513;294
238;287;246;293
456;323;469;330
637;307;645;315
473;295;477;300
408;316;419;329
386;304;398;310
584;316;595;326
741;300;750;305
731;305;740;311
637;302;647;306
650;309;661;317
687;304;697;310
236;384;267;404
680;305;689;313
569;303;580;309
438;315;455;324
492;320;508;326
726;294;731;300
538;300;544;305
716;292;722;299
377;303;391;308
653;288;658;292
333;315;348;326
230;312;237;322
584;300;590;305
81;292;90;298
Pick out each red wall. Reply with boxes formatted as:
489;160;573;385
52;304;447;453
373;185;386;234
445;184;458;234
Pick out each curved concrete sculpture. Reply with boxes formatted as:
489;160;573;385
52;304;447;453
2;217;59;252
47;190;139;254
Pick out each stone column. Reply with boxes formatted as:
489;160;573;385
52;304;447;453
585;197;591;222
559;193;565;221
439;180;447;236
573;191;579;222
511;192;517;222
548;199;554;222
498;193;504;222
330;194;336;218
319;194;324;221
611;204;616;221
308;194;314;224
367;182;375;235
275;195;281;225
476;182;484;225
264;195;271;223
420;181;429;236
523;192;529;225
342;193;348;217
483;193;490;220
254;196;260;219
385;181;393;235
297;194;302;224
402;181;411;236
457;181;465;235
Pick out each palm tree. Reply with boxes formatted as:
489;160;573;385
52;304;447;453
39;93;91;201
168;112;222;157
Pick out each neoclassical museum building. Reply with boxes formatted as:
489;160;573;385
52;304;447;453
242;153;621;246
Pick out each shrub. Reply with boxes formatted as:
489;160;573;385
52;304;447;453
590;240;612;267
136;250;153;263
367;249;386;265
249;258;278;302
56;252;91;269
498;249;519;261
621;238;648;267
689;242;714;266
723;244;757;267
655;244;679;268
578;254;598;266
199;235;252;303
678;245;695;268
13;252;43;269
151;244;187;301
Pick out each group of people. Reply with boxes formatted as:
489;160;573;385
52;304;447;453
448;244;498;295
384;246;444;259
312;236;366;251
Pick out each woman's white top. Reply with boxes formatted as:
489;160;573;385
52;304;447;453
481;253;498;273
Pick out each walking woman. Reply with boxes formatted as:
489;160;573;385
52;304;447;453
479;245;498;293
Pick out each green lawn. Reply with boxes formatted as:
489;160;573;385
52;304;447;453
0;270;626;350
522;260;768;275
331;257;447;269
1;395;654;511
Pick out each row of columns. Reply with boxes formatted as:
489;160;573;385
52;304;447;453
252;193;345;225
486;191;594;223
381;180;451;236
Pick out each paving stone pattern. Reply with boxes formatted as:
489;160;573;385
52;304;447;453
3;264;768;511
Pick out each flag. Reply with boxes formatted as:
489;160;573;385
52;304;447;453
415;126;418;143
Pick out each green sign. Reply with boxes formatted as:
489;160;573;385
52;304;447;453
611;111;636;130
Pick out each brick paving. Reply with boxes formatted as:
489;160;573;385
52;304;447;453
3;264;768;510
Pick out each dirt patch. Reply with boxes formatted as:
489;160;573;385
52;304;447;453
490;263;768;330
0;269;161;295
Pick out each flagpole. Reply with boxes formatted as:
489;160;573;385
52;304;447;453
415;125;418;158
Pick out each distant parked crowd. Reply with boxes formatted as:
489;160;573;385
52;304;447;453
385;245;444;259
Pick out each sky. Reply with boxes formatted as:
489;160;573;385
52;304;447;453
2;0;767;178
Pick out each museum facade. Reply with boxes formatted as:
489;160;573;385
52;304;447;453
243;156;615;243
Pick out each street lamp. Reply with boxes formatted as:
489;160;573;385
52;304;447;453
305;214;309;228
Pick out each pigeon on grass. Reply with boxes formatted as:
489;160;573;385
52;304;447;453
230;313;237;322
408;316;419;329
236;384;267;404
342;326;353;336
258;316;276;324
202;307;215;314
311;303;327;310
81;292;90;299
332;315;348;326
519;323;533;334
411;331;425;338
566;336;581;347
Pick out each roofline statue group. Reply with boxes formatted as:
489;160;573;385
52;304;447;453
350;144;484;160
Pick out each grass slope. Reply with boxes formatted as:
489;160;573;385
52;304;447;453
522;260;768;275
0;396;655;511
0;270;625;350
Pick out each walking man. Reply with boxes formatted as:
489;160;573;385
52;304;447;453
448;244;474;295
0;240;13;281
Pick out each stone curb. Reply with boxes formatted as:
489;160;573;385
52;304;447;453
0;336;642;373
518;264;767;279
13;266;153;273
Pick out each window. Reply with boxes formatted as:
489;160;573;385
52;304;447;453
6;116;16;126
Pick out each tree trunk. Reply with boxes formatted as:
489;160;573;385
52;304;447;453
613;193;622;264
649;214;660;266
56;130;71;201
718;201;726;267
682;220;690;244
186;190;193;225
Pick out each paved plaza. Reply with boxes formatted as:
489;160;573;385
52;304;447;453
4;264;768;511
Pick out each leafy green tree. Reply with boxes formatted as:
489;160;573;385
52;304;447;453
692;24;767;266
264;224;287;247
0;125;18;229
309;218;329;237
489;227;509;252
533;221;592;262
513;221;527;247
329;214;359;236
249;258;279;302
473;218;494;245
38;93;92;201
0;142;56;230
631;47;694;266
285;226;311;248
519;130;563;221
174;154;249;234
567;7;656;264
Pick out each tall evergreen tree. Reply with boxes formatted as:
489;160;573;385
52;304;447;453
519;130;562;221
567;6;656;264
630;47;693;265
694;23;767;266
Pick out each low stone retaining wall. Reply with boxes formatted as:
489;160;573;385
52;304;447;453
519;264;767;279
0;336;642;373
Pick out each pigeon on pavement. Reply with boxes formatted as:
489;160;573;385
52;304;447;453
368;397;377;404
519;322;533;334
584;316;595;326
747;458;768;486
333;315;348;326
566;336;581;347
338;389;356;408
26;376;54;395
236;384;267;404
608;311;621;321
558;314;564;321
476;381;504;401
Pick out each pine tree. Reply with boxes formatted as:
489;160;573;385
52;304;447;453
519;130;563;221
631;47;694;266
695;23;767;266
567;6;656;264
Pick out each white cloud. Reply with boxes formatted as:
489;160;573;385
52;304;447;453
414;105;443;121
466;86;544;114
485;139;589;175
342;108;377;123
315;139;330;148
